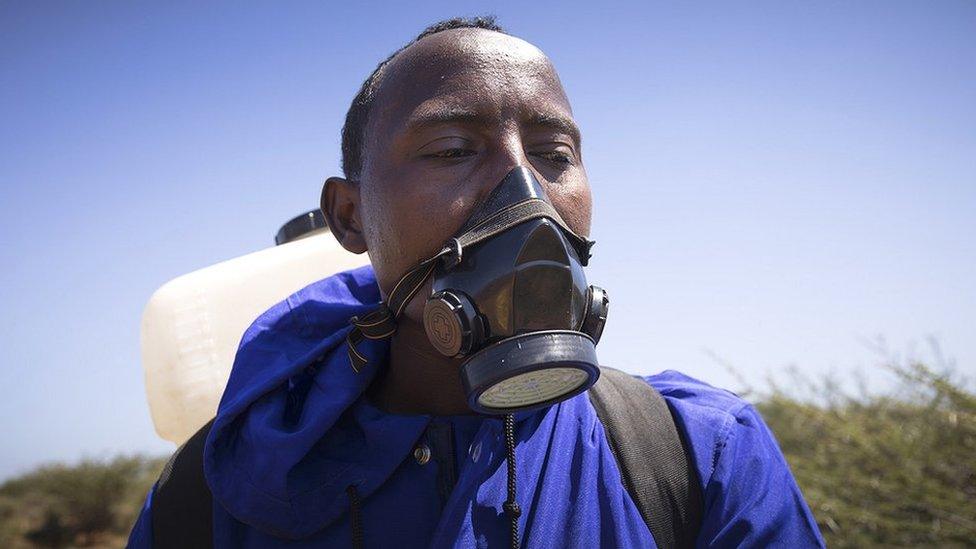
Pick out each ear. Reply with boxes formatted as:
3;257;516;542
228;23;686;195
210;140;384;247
320;176;368;254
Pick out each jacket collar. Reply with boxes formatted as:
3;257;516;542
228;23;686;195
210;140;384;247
204;265;433;539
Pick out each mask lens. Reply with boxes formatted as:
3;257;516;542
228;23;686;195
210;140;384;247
477;367;590;410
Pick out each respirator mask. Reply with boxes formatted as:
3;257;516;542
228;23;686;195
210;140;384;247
347;166;609;415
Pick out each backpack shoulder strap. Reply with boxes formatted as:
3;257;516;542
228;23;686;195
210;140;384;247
588;366;703;549
151;418;215;549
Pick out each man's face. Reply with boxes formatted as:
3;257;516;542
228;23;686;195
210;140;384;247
339;29;591;322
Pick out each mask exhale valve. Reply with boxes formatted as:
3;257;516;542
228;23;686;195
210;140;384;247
347;166;609;414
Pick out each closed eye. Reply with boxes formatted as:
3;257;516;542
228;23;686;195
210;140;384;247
529;140;577;166
424;148;476;159
531;150;573;164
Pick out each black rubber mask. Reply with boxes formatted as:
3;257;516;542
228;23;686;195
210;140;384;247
347;166;609;414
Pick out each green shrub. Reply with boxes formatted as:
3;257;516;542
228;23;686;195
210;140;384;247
0;455;165;548
758;362;976;547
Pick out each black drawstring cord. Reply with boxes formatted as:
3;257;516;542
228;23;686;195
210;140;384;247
503;414;521;549
346;418;520;549
346;485;364;549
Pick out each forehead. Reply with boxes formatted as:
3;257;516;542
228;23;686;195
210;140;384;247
366;29;574;142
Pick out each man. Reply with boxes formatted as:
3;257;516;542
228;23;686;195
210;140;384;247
128;16;824;548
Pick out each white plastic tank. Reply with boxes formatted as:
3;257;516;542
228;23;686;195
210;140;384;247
141;211;367;445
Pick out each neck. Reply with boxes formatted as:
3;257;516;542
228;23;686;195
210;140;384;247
366;319;473;416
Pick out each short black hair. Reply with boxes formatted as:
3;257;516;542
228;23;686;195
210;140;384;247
340;16;507;181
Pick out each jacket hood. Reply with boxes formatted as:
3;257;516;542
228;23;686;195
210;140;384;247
203;265;430;539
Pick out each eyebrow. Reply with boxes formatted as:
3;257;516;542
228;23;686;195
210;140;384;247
403;107;489;133
402;107;582;149
526;112;581;149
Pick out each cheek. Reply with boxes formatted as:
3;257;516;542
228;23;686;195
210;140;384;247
359;174;470;296
575;182;594;236
549;172;593;238
360;185;416;294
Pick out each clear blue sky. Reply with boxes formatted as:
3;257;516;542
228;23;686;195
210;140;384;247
1;1;974;480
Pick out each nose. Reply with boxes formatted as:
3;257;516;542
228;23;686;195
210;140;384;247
472;130;546;206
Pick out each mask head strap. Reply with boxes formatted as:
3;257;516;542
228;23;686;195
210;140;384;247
346;254;444;372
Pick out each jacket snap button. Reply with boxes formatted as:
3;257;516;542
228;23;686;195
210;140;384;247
413;444;431;465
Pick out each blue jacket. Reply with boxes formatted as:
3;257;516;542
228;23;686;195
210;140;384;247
128;265;824;548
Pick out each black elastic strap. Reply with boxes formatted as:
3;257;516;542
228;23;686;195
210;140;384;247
346;258;439;372
588;367;703;549
151;419;215;549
